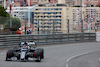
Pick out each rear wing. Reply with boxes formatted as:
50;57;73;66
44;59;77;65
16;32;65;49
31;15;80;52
20;42;36;45
19;42;37;48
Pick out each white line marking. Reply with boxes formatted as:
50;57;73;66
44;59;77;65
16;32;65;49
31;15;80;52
98;57;100;62
66;63;68;67
66;52;92;67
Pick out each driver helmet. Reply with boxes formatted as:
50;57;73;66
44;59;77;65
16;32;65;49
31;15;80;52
23;42;28;49
24;42;27;45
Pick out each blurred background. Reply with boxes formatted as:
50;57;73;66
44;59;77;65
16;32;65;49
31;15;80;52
0;0;100;35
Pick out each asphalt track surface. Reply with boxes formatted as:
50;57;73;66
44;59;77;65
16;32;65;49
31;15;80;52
0;42;100;67
68;51;100;67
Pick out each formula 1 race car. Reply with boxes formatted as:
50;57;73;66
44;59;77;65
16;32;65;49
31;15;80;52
6;42;44;62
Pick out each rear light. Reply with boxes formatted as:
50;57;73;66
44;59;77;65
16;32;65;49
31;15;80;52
34;53;36;58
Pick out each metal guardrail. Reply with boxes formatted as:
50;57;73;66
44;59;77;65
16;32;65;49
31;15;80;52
0;33;96;47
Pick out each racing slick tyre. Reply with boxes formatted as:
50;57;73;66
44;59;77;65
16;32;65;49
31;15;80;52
6;50;14;61
37;48;44;59
41;49;44;59
34;48;44;62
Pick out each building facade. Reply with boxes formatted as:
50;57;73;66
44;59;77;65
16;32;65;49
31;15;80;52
2;0;100;7
6;7;33;18
6;7;35;34
34;7;63;34
34;6;100;34
38;0;49;4
31;0;38;5
74;0;82;6
5;4;100;34
26;0;38;6
34;6;75;34
49;0;57;4
65;0;74;6
84;0;99;6
12;2;21;7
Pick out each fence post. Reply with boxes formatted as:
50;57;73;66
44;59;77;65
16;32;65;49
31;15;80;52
25;18;27;34
75;33;77;42
60;34;62;43
89;33;90;41
53;20;54;33
10;18;12;35
38;19;39;34
67;19;69;33
80;33;84;42
81;20;84;32
37;19;39;44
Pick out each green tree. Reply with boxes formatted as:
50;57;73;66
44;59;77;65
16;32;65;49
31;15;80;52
74;5;81;7
4;18;21;31
0;5;10;17
0;5;10;24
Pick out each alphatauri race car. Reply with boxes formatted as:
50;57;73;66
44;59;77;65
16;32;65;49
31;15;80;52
6;42;44;62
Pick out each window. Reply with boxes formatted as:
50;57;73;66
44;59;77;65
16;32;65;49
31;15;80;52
14;15;16;17
66;8;69;10
36;9;38;10
35;26;37;28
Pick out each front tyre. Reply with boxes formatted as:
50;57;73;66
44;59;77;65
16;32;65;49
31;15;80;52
6;57;11;61
41;51;44;59
6;57;8;61
36;48;44;59
6;50;14;61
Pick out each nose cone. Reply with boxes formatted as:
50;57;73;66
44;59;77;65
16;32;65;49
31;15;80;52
21;52;26;60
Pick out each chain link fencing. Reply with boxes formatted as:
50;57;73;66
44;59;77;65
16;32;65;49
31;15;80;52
0;17;97;35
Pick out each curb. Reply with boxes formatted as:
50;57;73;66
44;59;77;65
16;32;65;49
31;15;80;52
66;50;100;67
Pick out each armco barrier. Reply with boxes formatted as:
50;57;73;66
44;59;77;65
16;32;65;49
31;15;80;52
96;32;100;41
0;33;96;47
